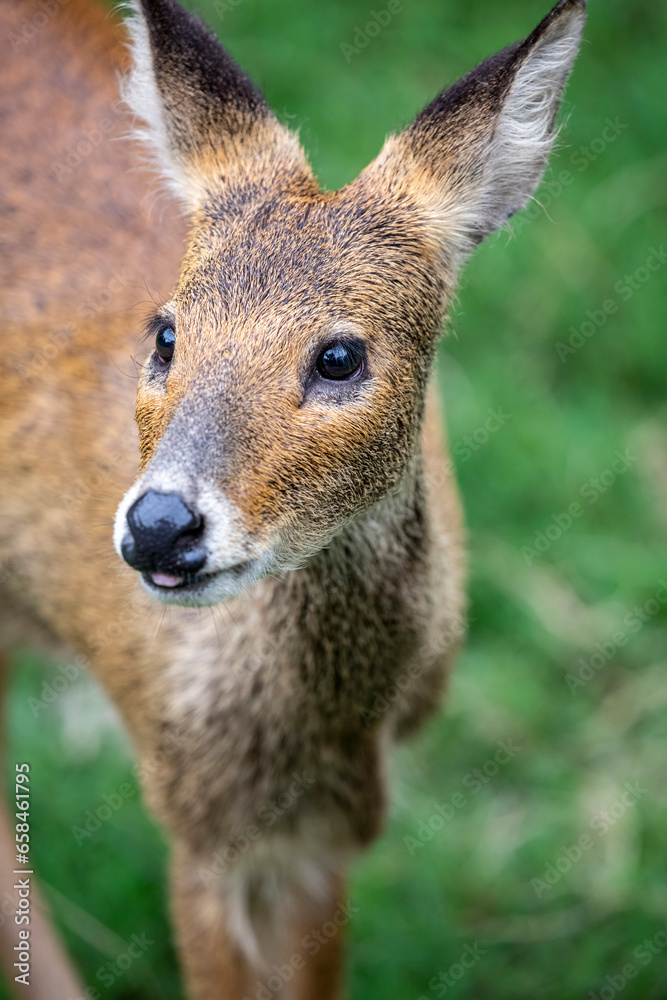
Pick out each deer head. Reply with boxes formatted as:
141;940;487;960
114;0;585;606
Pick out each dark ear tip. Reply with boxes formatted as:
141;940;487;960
550;0;586;18
139;0;180;15
550;0;586;11
526;0;586;53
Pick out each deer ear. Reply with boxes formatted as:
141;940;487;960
122;0;310;211
357;0;585;263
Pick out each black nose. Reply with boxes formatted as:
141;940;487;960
121;491;206;575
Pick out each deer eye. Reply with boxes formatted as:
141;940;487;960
316;341;363;381
155;327;175;364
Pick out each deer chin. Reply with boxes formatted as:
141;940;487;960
140;558;261;607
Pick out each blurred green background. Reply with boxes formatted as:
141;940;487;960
5;0;666;997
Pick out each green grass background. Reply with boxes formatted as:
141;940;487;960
5;0;666;997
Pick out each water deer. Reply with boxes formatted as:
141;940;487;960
0;0;585;996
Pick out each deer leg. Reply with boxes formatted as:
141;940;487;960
170;842;254;1000
0;652;85;1000
287;871;346;1000
171;841;347;1000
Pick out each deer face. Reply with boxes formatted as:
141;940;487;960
114;0;584;606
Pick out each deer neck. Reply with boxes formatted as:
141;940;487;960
257;455;431;721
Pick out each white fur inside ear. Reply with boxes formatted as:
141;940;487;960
421;6;585;264
120;1;196;209
483;7;585;231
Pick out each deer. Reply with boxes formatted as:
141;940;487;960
0;0;585;996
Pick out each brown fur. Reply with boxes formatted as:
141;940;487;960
0;0;584;996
